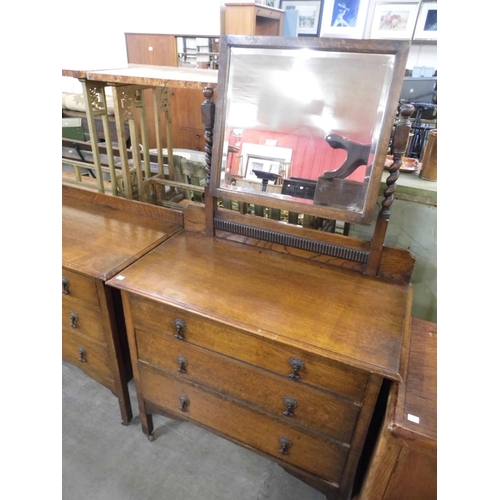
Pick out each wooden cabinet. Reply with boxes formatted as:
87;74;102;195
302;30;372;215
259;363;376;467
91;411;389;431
354;318;437;500
124;33;217;151
107;230;412;499
225;3;284;35
62;185;182;423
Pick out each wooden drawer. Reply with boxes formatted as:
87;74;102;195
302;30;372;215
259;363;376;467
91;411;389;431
139;362;348;484
62;268;100;309
62;300;106;345
255;6;280;19
137;328;359;443
128;295;368;402
63;328;113;389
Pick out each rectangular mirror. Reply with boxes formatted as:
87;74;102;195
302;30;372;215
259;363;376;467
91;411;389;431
210;36;409;225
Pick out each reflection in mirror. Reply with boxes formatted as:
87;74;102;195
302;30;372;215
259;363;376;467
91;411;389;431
211;38;409;225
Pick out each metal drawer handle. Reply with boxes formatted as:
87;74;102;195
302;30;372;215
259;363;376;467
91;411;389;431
62;276;70;295
70;311;79;329
179;395;190;412
177;355;188;374
283;396;298;417
288;357;305;380
78;347;87;363
278;436;292;455
174;319;186;341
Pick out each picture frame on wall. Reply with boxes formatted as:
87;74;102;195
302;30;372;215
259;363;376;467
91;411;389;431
280;0;324;36
413;2;437;40
319;0;369;39
369;2;419;39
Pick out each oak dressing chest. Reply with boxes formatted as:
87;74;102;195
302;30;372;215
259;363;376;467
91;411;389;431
62;185;182;423
105;36;416;499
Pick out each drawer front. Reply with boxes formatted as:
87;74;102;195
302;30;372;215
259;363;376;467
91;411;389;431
62;300;106;344
63;328;113;389
137;328;359;443
62;268;100;309
139;362;348;483
129;295;368;401
256;7;279;19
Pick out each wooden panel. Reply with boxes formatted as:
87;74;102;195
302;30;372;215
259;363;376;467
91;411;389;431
382;446;437;500
125;33;177;66
355;319;437;500
62;300;106;345
62;193;181;281
128;294;368;401
393;317;437;447
225;5;257;34
176;127;205;151
139;362;348;483
136;328;360;442
62;268;100;309
225;4;283;36
63;329;114;389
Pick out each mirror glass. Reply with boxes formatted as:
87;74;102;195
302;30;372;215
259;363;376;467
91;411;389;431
211;39;408;225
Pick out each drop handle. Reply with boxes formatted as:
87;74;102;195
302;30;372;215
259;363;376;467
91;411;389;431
177;355;188;374
278;437;292;455
174;319;186;341
288;357;305;380
70;312;79;329
78;347;87;363
283;396;298;417
179;395;190;412
62;276;70;295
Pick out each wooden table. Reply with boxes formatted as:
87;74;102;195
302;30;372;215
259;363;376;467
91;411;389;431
355;317;437;499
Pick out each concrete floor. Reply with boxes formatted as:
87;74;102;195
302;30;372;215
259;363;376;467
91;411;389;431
62;360;327;500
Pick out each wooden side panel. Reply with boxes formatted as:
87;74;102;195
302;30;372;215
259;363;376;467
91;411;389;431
125;33;177;65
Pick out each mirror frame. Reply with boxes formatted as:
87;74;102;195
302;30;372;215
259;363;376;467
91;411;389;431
209;36;410;226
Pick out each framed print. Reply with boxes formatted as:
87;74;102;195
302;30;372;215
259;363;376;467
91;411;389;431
413;2;437;40
320;0;369;38
280;0;324;36
369;2;419;39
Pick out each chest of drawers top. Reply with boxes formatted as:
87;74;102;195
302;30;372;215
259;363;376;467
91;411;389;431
108;230;412;382
62;186;182;280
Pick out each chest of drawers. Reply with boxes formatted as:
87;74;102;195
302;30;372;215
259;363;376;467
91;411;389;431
107;230;412;498
62;185;182;424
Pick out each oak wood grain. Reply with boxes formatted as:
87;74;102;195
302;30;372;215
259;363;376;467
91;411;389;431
62;193;182;281
139;361;348;483
108;230;412;381
127;294;369;401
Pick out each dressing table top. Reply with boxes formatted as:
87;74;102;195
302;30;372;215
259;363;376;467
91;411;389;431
107;230;412;382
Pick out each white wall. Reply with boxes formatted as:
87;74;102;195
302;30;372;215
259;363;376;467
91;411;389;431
61;0;223;92
62;0;436;92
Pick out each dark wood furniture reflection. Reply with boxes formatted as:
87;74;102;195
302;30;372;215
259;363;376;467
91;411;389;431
355;318;437;500
62;185;182;423
125;33;218;151
225;2;284;35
